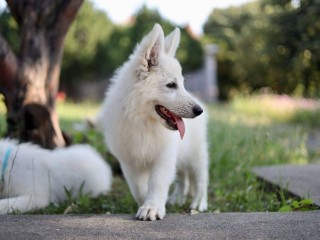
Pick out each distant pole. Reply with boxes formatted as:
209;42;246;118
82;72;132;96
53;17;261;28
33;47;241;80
204;44;218;102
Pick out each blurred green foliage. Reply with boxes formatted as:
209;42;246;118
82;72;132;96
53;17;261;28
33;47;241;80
97;6;203;76
0;1;203;90
204;0;320;100
2;0;320;100
62;0;114;83
0;8;19;52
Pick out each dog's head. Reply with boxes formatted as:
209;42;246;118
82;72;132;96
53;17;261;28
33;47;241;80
131;24;203;139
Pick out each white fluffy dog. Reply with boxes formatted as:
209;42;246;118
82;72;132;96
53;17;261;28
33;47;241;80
0;139;112;214
97;24;209;220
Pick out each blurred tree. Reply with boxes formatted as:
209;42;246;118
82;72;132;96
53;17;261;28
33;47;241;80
59;4;203;94
103;6;203;75
204;0;320;99
256;0;320;97
0;0;83;149
61;0;113;83
204;2;263;99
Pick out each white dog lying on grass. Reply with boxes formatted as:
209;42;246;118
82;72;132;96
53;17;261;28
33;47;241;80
97;24;209;221
0;139;112;214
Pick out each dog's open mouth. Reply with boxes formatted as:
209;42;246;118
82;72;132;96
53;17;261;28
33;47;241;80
155;105;185;139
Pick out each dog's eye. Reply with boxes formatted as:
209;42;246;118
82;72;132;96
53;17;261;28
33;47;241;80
166;82;177;89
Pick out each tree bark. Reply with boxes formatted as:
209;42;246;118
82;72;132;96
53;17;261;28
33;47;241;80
0;0;83;149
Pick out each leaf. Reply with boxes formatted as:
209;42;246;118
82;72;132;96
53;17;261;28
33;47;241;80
300;199;313;205
279;205;292;212
292;201;300;209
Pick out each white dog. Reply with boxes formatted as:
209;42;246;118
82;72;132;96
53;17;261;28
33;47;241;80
97;24;209;220
0;139;112;214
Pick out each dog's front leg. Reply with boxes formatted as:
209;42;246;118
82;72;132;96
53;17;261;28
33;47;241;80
136;151;177;221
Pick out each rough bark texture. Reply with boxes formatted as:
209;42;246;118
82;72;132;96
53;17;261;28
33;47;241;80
0;0;83;149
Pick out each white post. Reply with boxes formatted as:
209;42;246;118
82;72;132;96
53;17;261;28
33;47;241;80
204;44;218;102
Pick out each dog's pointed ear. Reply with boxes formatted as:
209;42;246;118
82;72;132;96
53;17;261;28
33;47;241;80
164;28;180;57
145;24;164;68
136;24;164;70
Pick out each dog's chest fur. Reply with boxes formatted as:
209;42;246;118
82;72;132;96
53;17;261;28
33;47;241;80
105;108;179;166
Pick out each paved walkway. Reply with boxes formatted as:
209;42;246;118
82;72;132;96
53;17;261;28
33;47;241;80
0;212;319;240
253;164;320;206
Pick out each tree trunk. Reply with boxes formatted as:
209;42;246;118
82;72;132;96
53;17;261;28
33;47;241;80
0;0;83;149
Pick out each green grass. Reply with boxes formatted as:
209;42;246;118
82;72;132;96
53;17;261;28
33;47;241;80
0;95;319;214
207;104;311;212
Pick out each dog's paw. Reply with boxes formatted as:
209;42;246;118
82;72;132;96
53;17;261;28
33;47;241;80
190;194;208;212
136;205;165;221
190;201;208;212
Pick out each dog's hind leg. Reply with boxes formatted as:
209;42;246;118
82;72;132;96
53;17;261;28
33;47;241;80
0;195;48;214
189;174;208;211
189;146;209;212
168;169;189;206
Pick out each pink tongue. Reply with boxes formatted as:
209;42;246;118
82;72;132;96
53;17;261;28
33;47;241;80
172;115;185;140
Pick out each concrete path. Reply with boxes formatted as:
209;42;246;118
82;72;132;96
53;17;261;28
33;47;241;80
253;164;320;206
1;164;319;239
0;212;319;240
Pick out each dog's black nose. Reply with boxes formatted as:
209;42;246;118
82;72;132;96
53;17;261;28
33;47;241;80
193;105;203;116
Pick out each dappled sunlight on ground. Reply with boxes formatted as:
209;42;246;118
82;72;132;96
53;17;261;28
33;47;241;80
230;94;320;125
208;103;272;127
57;101;101;130
57;101;101;121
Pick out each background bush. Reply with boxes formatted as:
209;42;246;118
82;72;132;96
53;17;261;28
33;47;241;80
204;0;320;100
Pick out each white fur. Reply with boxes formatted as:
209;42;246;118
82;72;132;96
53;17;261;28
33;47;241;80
97;24;209;221
0;139;112;214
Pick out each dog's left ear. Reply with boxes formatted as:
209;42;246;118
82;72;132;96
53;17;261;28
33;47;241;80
164;28;180;57
140;24;165;69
